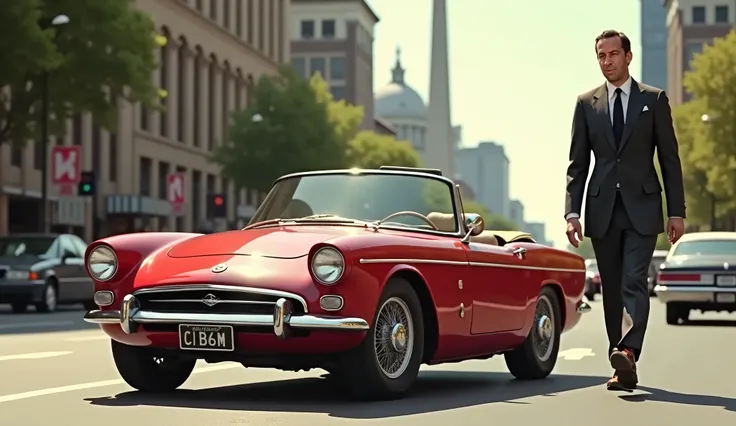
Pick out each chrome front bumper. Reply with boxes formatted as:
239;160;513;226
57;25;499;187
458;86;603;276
576;301;592;314
654;285;736;303
84;294;370;338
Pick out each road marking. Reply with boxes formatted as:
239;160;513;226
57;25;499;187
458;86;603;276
0;321;75;330
0;351;73;362
0;363;239;404
557;348;595;360
64;335;108;342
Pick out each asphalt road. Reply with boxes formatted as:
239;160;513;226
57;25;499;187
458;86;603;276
0;300;735;426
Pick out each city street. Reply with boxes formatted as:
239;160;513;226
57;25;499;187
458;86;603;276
0;301;734;425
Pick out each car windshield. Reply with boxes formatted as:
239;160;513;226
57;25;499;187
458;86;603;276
250;172;458;232
0;237;56;258
671;240;736;257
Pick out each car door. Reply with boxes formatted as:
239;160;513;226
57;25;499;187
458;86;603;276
57;235;87;301
463;241;530;334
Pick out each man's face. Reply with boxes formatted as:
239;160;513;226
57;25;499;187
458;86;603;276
596;36;631;82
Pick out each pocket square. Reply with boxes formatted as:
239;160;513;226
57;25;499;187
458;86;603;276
642;105;649;112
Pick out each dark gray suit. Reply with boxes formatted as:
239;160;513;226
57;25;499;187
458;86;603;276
565;79;685;360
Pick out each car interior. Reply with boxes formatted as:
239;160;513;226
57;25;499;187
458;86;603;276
427;212;535;245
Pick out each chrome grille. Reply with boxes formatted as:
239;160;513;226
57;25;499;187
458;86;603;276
133;285;307;315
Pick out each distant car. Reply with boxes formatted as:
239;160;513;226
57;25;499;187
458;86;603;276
654;232;736;324
0;233;95;313
83;167;591;400
648;249;669;296
584;259;601;300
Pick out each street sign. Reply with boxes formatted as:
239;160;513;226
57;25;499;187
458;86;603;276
50;146;82;185
167;173;186;215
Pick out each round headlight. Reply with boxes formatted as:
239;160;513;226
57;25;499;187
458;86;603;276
311;247;344;285
87;246;117;282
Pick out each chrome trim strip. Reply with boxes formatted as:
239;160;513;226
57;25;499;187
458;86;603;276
654;285;736;293
576;301;592;314
148;299;275;305
359;258;585;273
132;284;309;313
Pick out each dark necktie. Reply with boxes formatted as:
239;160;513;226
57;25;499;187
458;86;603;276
613;88;624;146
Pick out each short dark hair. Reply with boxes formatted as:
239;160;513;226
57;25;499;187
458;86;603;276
595;30;631;53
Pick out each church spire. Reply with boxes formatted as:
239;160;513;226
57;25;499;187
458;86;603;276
391;46;405;84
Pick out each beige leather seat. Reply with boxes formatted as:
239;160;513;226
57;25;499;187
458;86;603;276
427;212;499;245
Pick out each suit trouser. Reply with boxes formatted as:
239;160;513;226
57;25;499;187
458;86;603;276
591;194;657;361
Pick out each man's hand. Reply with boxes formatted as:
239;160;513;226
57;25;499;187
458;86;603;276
566;217;584;248
667;217;685;244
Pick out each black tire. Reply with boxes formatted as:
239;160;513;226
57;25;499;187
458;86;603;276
584;291;596;301
505;286;562;380
11;303;28;313
111;339;196;392
35;279;57;313
334;277;425;401
666;303;688;325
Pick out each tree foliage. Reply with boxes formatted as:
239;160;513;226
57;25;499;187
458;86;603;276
0;0;161;143
462;200;518;231
215;67;422;193
675;30;736;225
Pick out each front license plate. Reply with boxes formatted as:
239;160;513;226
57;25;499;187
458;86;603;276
179;324;234;352
716;275;736;286
715;293;736;303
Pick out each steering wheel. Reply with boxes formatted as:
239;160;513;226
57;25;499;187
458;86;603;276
376;211;439;230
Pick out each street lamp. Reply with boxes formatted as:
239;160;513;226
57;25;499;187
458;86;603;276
39;14;70;233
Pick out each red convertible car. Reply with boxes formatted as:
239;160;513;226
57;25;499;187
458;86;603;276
84;167;590;400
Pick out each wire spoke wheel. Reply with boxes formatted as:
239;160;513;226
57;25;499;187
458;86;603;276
373;296;414;379
532;294;555;362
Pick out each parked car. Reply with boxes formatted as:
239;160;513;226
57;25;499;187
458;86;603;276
647;249;669;296
584;259;601;300
0;233;95;313
83;167;591;400
654;232;736;324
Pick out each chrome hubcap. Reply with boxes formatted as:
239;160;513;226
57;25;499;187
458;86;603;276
374;297;414;379
532;295;555;362
45;286;56;310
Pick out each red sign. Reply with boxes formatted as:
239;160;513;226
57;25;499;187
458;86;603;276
50;146;82;185
167;173;186;214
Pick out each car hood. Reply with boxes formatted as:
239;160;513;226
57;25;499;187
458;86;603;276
167;226;361;259
663;255;736;271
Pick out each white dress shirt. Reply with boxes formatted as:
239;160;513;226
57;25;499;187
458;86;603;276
566;77;680;221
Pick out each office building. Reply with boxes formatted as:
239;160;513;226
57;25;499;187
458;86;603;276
454;142;510;218
641;0;668;89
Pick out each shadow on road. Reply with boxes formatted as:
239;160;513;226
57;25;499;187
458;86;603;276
0;305;94;335
85;371;607;418
619;386;736;411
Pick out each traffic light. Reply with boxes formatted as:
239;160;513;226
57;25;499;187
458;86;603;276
77;171;96;196
208;193;227;218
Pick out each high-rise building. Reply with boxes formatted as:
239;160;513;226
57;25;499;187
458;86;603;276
289;0;380;131
640;0;668;89
509;200;525;229
0;0;289;237
454;142;509;218
663;0;734;105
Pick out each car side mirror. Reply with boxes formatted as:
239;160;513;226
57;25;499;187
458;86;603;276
461;214;485;243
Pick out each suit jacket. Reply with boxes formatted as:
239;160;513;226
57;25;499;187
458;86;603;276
564;79;686;239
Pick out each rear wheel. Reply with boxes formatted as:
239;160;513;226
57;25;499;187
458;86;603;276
666;303;689;325
35;280;57;313
505;286;561;380
111;340;196;392
334;277;424;401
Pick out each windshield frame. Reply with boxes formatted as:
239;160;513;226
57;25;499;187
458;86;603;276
249;169;466;237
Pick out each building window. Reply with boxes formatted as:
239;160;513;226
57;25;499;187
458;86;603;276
177;44;186;142
247;0;254;44
322;20;336;38
330;85;345;101
258;0;265;49
222;71;230;142
196;0;202;11
692;6;706;23
109;132;117;182
33;139;42;170
10;143;22;167
236;0;242;36
140;104;148;130
192;170;202;227
329;57;345;80
685;42;704;69
72;114;82;144
92;123;101;171
159;43;168;138
310;57;326;78
207;61;216;151
291;57;306;77
268;0;275;58
193;53;202;147
301;20;315;38
139;157;152;196
158;161;169;200
223;0;230;28
715;5;729;23
209;0;217;20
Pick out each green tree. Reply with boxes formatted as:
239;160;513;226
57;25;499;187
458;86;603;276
677;30;736;223
347;131;420;169
462;199;518;230
214;67;351;193
0;0;161;143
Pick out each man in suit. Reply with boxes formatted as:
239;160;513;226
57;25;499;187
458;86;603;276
564;30;686;391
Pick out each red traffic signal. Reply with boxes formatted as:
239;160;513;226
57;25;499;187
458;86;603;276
213;195;224;206
208;193;227;218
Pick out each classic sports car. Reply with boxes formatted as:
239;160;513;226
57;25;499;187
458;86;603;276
655;232;736;324
83;167;591;400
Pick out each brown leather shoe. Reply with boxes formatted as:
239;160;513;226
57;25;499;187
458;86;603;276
609;349;638;389
606;374;633;392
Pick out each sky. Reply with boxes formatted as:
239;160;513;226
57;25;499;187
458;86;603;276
365;0;642;247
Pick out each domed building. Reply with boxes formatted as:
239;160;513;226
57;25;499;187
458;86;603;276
374;48;428;154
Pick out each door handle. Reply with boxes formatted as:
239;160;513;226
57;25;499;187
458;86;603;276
512;247;526;259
